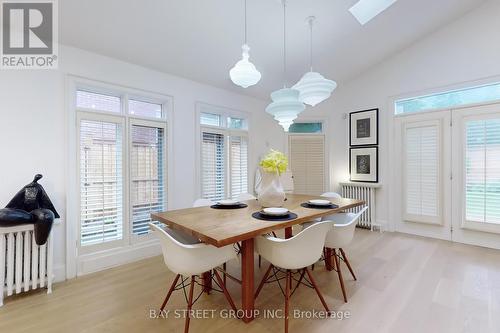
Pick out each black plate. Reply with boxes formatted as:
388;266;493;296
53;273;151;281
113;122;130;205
252;211;298;221
300;202;339;209
210;203;248;209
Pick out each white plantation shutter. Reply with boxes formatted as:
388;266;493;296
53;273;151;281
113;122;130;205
289;135;325;195
404;122;440;222
201;131;226;201
230;135;248;199
80;120;123;246
465;118;500;224
130;125;166;235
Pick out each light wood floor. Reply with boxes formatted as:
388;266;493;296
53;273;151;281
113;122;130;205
1;229;500;333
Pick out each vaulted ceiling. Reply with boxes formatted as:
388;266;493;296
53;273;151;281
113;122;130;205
60;0;488;100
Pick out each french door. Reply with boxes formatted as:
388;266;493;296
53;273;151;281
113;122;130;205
395;102;500;249
394;110;452;240
451;103;500;249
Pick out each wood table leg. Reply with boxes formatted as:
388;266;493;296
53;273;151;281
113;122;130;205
325;247;334;271
285;227;293;239
241;239;255;323
202;270;212;294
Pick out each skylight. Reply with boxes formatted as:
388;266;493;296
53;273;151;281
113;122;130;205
349;0;399;25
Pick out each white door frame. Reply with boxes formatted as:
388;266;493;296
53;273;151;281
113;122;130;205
451;102;500;249
393;110;452;241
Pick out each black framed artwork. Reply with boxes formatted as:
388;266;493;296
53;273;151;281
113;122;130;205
349;108;378;146
349;147;378;183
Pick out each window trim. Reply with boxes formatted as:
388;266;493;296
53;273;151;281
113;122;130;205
195;102;250;199
66;76;174;278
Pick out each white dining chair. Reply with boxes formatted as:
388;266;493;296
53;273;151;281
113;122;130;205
254;220;334;333
302;206;368;303
321;191;342;199
237;192;256;201
192;198;214;207
149;223;237;333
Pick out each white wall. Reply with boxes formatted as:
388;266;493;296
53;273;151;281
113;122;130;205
315;0;500;228
0;45;284;281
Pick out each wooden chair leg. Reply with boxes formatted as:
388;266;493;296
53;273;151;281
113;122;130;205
213;270;237;311
305;268;330;312
223;263;227;285
333;249;347;303
255;264;273;299
259;255;262;268
160;274;181;311
184;276;196;333
285;270;290;333
339;248;357;281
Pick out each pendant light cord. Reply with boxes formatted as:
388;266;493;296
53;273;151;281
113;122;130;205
283;0;287;88
309;18;313;71
244;0;247;44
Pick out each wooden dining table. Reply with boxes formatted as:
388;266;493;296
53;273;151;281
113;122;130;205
152;193;364;323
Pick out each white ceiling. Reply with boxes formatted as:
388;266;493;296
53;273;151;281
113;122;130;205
60;0;487;100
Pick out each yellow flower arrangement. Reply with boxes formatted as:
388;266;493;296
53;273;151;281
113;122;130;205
259;149;288;175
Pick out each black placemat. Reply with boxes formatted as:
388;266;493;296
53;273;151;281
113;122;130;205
300;202;339;209
210;203;248;209
252;212;298;221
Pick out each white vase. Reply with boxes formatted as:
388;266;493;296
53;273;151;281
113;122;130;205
257;169;286;207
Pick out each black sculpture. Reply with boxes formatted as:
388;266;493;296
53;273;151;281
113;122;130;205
0;174;60;245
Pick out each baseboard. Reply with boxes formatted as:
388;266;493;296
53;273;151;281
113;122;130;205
77;240;162;276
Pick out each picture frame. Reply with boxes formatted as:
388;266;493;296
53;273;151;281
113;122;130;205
349;147;378;183
349;108;378;146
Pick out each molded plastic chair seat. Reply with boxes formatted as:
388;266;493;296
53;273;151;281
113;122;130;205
302;207;368;303
255;221;335;332
192;198;214;207
150;223;237;332
151;223;235;276
237;193;256;201
256;221;333;270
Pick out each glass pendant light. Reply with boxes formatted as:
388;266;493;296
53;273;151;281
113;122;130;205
266;0;305;131
230;0;261;88
293;16;337;107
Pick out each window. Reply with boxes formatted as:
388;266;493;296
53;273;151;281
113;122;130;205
201;131;225;201
395;82;500;114
77;90;121;113
80;120;123;246
129;99;163;119
199;105;248;201
465;118;500;225
230;136;248;198
200;112;222;127
130;124;166;235
288;122;323;133
228;117;246;129
76;87;169;250
403;121;441;223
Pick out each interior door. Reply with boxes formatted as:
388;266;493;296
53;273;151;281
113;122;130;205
288;134;325;195
394;110;452;240
451;103;500;249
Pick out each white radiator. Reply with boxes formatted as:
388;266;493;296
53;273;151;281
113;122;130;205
340;182;381;231
1;224;53;307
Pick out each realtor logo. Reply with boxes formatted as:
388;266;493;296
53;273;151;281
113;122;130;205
1;0;58;69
